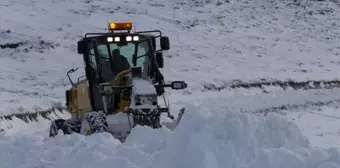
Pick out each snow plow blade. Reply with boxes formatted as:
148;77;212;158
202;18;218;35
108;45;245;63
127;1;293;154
162;107;185;131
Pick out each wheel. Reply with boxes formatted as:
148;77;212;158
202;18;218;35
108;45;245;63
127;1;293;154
85;111;108;134
49;118;81;137
62;118;82;135
49;119;65;137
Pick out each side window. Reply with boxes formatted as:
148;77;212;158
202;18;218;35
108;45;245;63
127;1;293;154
136;41;148;69
89;49;97;69
87;42;97;70
96;45;109;59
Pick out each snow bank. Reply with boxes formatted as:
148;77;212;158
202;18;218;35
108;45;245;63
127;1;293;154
1;104;339;168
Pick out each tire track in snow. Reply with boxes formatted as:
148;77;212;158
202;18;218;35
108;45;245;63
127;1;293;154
252;99;340;118
202;79;340;92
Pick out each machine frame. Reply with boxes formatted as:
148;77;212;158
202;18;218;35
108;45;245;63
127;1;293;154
49;22;187;140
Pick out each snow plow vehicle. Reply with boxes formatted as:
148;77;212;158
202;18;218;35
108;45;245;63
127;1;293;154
49;22;187;142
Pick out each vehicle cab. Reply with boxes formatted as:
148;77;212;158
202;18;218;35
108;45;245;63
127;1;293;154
69;22;170;116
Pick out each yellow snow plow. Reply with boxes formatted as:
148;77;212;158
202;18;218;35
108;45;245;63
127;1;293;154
49;22;187;142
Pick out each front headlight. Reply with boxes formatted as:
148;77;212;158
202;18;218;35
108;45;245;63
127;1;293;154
98;83;113;94
133;36;139;41
135;94;157;106
107;37;113;42
126;36;132;41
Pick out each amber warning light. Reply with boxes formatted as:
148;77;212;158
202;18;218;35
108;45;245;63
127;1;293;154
108;22;133;31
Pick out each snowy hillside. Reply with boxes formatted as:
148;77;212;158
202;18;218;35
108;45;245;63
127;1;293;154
1;0;340;114
1;0;340;167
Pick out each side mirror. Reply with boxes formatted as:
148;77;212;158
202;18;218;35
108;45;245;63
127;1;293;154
171;81;187;90
160;36;170;50
67;68;79;86
156;52;164;68
77;40;85;54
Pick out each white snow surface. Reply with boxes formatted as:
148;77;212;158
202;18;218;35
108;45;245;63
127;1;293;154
1;0;340;167
285;103;340;149
1;104;340;168
1;0;340;114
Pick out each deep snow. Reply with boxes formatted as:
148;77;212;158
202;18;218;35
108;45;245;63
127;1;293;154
1;0;340;167
1;104;340;168
285;103;340;149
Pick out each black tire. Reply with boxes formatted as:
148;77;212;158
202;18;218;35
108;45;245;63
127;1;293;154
62;118;82;135
49;118;81;137
49;119;65;137
85;111;108;134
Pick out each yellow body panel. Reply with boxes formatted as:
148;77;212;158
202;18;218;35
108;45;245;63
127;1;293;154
66;71;133;119
68;87;77;114
76;80;91;119
67;79;91;120
119;99;131;112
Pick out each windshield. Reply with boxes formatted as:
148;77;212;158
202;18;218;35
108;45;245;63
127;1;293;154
88;40;149;81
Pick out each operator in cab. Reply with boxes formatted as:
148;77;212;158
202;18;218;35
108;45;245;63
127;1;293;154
111;49;130;74
109;48;131;86
110;49;131;112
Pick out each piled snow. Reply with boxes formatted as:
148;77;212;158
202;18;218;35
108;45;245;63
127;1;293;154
1;0;340;166
286;103;340;149
1;104;340;168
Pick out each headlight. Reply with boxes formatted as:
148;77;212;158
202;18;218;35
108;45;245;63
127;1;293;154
107;37;113;42
133;36;139;41
103;85;112;92
126;36;132;41
171;81;187;90
135;94;157;106
114;37;120;42
98;83;113;94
